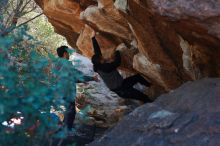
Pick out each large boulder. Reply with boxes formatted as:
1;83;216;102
88;78;220;146
35;0;220;95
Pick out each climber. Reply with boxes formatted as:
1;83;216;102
90;32;153;103
56;45;98;131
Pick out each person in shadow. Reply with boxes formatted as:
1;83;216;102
90;32;153;103
56;46;98;131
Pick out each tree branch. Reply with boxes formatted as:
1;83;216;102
1;13;43;36
15;13;43;29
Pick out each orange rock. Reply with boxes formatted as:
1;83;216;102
35;0;220;94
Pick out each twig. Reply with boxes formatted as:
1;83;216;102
15;13;43;29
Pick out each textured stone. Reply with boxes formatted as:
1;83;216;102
35;0;220;95
88;78;220;146
72;53;142;128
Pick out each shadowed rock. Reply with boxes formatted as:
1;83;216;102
88;78;220;146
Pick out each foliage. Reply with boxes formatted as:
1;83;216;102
0;0;66;57
26;12;67;55
0;4;79;146
0;0;40;36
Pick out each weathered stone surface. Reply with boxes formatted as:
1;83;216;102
72;53;142;128
35;0;220;94
88;78;220;146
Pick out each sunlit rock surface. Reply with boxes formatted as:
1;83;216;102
88;78;220;146
71;53;141;128
35;0;220;95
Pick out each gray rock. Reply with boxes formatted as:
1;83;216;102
88;78;220;146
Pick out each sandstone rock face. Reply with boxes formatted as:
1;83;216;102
35;0;220;94
88;78;220;146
